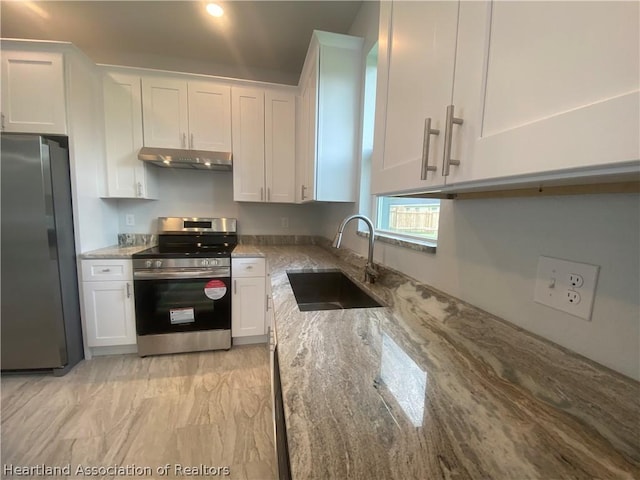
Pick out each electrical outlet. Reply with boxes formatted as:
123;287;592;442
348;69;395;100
534;256;599;320
566;290;581;304
568;274;584;288
125;214;135;226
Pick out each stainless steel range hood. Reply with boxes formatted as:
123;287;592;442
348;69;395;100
138;147;232;171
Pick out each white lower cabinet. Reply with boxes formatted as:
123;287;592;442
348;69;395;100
232;258;267;338
81;259;136;347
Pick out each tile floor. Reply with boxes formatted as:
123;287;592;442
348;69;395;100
1;345;276;479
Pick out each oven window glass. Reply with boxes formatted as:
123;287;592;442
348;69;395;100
134;277;231;336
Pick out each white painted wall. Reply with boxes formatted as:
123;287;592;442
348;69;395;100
116;167;324;235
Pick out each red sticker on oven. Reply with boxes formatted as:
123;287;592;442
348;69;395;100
204;279;227;300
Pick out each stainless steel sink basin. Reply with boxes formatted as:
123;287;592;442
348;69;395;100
287;270;384;311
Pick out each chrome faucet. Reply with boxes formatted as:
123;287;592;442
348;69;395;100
332;215;379;284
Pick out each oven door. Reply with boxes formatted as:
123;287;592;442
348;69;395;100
134;268;231;336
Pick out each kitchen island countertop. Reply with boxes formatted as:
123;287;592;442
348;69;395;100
254;244;639;479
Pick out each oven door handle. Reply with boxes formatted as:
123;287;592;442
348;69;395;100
134;268;230;280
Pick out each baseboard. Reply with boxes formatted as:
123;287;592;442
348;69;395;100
232;335;268;346
89;344;138;356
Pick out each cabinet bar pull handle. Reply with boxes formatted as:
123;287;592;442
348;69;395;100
234;280;237;295
266;294;270;311
442;105;463;176
126;282;131;298
267;187;271;201
182;132;186;148
101;268;111;272
137;182;143;197
190;133;194;149
421;117;439;180
301;185;307;200
1;113;5;131
260;187;264;201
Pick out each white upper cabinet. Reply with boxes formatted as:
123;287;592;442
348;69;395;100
141;77;231;151
448;1;640;186
265;91;296;203
1;50;67;134
141;77;189;148
232;87;296;203
297;31;363;203
373;1;639;195
103;72;157;199
187;81;232;152
298;51;318;202
371;1;458;195
232;87;265;202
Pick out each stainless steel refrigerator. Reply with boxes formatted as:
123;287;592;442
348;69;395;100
1;134;84;375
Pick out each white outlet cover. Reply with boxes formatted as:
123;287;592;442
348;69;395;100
534;256;599;321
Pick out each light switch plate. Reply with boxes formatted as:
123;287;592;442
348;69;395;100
534;256;599;320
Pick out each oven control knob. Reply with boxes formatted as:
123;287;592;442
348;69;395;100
145;260;153;268
155;260;163;268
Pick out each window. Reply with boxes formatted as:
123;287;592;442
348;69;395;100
376;197;440;243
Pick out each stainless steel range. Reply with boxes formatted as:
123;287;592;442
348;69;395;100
132;217;237;356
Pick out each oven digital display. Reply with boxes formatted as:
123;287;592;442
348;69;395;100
183;220;212;229
170;307;196;324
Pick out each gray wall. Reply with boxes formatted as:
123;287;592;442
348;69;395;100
321;195;640;381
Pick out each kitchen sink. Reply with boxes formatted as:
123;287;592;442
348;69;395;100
287;270;384;311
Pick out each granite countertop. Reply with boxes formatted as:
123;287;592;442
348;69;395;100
232;245;267;258
255;245;639;479
80;244;152;259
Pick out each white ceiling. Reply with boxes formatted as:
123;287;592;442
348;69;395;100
0;1;363;85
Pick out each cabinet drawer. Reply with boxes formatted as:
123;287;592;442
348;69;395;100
232;257;266;278
82;259;132;281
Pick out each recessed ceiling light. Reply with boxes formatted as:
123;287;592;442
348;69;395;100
206;3;224;17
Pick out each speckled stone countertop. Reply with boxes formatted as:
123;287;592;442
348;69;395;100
253;245;639;479
80;244;152;259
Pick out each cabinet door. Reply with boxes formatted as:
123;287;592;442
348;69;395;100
265;91;296;203
1;51;67;134
299;57;317;203
232;276;266;337
232;87;265;202
187;81;232;152
315;41;362;202
449;1;640;185
141;77;189;149
82;281;136;347
103;73;152;198
371;1;458;195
